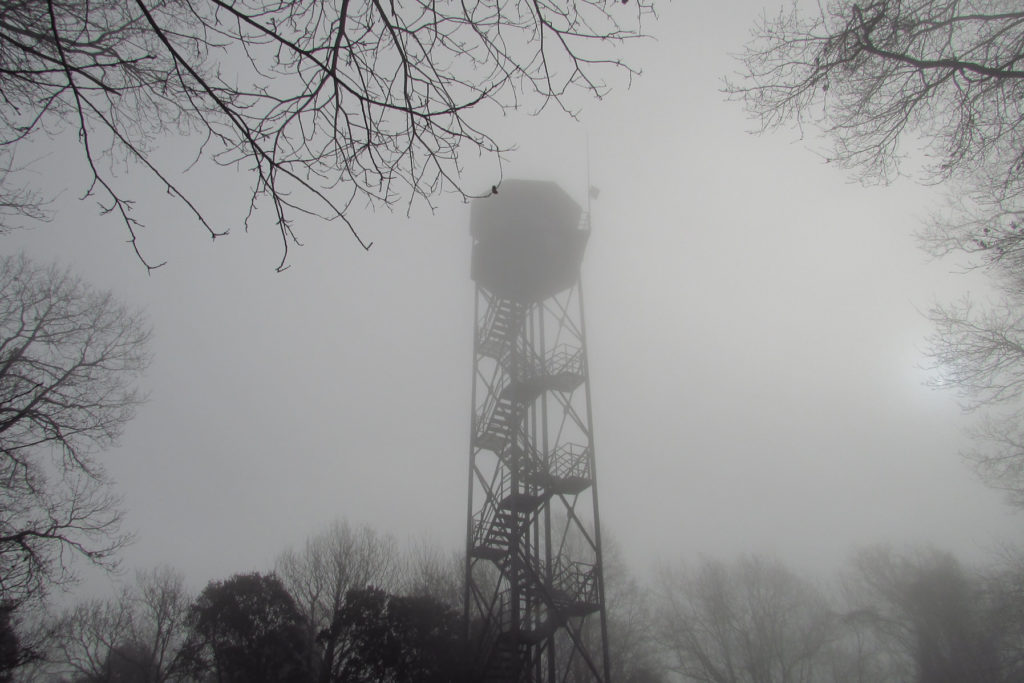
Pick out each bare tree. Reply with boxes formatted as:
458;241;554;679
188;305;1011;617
562;536;665;683
727;1;1024;501
51;568;194;682
919;292;1024;505
655;556;837;683
131;567;194;682
840;546;1012;683
727;0;1024;273
592;553;664;683
0;253;150;609
275;520;400;683
2;0;650;270
981;548;1024;678
727;1;1024;185
51;594;136;682
728;0;1024;281
399;540;462;609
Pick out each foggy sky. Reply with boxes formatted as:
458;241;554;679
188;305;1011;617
7;0;1023;597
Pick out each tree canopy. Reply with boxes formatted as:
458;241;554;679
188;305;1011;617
728;0;1024;503
728;1;1024;189
52;567;193;683
275;521;401;683
186;572;310;683
727;0;1024;274
32;520;1024;683
2;0;650;270
325;586;467;683
842;547;1024;683
656;556;836;683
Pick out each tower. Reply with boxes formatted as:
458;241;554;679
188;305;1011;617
465;180;611;682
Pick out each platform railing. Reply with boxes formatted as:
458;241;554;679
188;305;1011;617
545;344;584;376
509;343;583;384
553;557;599;607
550;443;591;482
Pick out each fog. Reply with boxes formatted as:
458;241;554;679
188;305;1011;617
7;0;1023;602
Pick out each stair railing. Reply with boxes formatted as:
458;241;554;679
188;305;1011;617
473;371;514;449
477;296;525;360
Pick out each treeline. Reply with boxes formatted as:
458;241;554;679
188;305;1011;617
5;522;472;682
6;521;1024;683
656;547;1024;683
3;521;659;682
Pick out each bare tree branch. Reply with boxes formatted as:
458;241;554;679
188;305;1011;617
0;0;650;269
728;0;1024;507
0;253;150;608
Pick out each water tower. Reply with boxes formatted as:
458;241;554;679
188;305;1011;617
464;180;611;682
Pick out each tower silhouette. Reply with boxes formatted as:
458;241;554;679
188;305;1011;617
465;180;611;682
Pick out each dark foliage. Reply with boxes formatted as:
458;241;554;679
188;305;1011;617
186;573;310;683
0;602;44;682
0;605;19;683
324;586;467;683
70;641;158;683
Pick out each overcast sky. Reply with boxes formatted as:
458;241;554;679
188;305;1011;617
8;0;1024;596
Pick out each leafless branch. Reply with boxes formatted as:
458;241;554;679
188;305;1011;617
1;0;650;269
0;253;149;608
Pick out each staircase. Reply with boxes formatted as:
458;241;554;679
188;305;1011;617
478;296;527;361
470;293;599;682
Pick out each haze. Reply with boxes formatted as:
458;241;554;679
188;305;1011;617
6;0;1021;601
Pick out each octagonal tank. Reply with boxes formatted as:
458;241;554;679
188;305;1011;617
471;180;589;302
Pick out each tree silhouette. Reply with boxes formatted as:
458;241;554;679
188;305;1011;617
656;556;837;683
276;521;400;683
0;254;149;609
843;547;1009;683
3;0;650;270
50;567;193;683
727;0;1024;503
0;605;21;683
324;586;467;683
186;573;310;683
